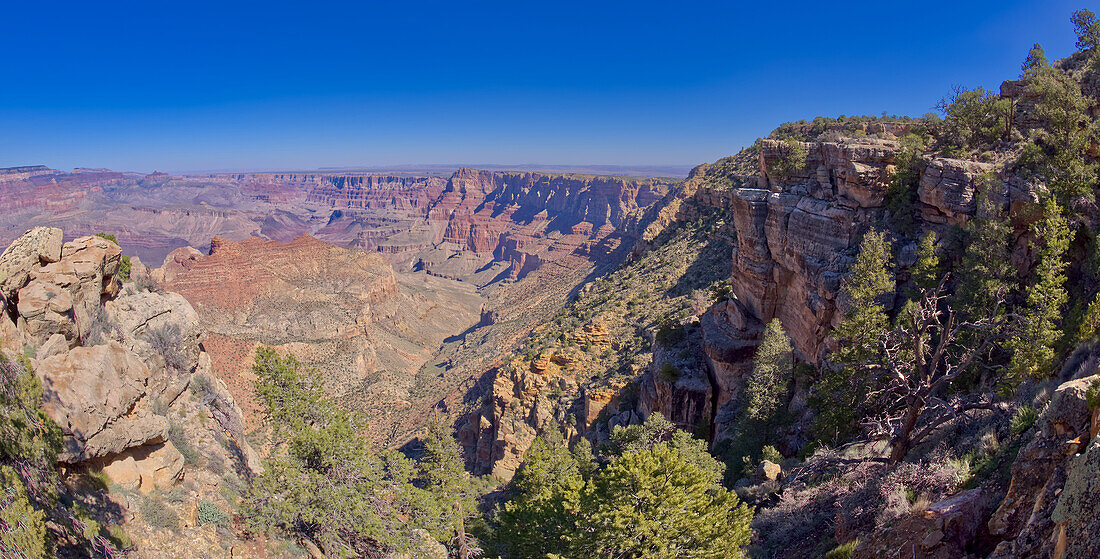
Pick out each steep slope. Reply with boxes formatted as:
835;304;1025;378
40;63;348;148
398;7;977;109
156;234;484;442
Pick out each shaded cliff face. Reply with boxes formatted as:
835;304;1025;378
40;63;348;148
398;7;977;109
156;234;484;442
419;168;672;281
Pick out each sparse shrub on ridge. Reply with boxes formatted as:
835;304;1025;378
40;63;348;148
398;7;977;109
147;323;189;374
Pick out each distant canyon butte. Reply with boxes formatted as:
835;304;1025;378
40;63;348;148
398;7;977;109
0;164;677;444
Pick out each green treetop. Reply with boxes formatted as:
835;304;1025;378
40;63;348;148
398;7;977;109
1010;199;1071;379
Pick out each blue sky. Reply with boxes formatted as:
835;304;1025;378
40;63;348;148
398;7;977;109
0;1;1086;173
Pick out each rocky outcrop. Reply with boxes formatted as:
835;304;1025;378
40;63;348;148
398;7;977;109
37;341;169;462
460;357;581;479
16;235;122;346
97;441;185;494
917;157;994;224
1;227;262;555
987;375;1097;557
105;289;204;401
0;226;62;301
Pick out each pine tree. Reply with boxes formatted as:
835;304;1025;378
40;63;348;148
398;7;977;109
1022;43;1048;74
744;319;793;422
608;412;725;481
910;230;941;295
1009;199;1072;379
1072;9;1100;52
495;430;582;558
417;415;476;557
812;230;894;444
572;443;753;558
1016;54;1096;203
242;347;430;557
955;175;1014;323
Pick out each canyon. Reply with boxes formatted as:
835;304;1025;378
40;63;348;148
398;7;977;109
1;164;677;447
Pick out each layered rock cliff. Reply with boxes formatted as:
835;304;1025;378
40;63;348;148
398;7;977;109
156;234;484;442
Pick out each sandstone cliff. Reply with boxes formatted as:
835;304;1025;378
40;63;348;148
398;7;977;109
0;227;260;557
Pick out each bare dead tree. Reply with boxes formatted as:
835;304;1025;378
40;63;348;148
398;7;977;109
860;279;1015;463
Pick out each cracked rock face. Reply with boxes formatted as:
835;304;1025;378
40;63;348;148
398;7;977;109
105;289;204;403
987;374;1098;558
0;226;62;301
37;341;169;462
15;235;121;346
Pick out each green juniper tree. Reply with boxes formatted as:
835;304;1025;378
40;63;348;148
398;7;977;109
496;414;754;558
744;319;793;424
812;230;894;445
910;230;941;295
935;87;1013;156
1015;46;1097;204
572;443;752;559
0;353;63;559
1009;199;1072;379
495;430;583;558
242;347;450;557
416;414;477;557
1071;9;1100;52
955;175;1014;324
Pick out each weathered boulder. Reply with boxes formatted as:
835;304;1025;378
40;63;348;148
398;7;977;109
854;488;989;559
16;280;76;345
34;333;69;361
16;235;121;346
37;342;168;462
98;441;184;494
105;289;204;403
759;460;782;482
917;157;994;224
988;375;1096;557
0;226;62;300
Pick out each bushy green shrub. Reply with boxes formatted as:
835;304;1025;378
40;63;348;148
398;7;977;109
1086;379;1100;411
197;500;228;527
655;321;685;346
824;539;859;559
764;137;809;178
657;362;682;383
761;445;783;464
1011;405;1039;435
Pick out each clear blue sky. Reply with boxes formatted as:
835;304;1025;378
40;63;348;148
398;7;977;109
0;1;1086;173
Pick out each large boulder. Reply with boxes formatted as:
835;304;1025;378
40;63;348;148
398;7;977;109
917;158;994;225
37;341;168;462
105;289;204;404
97;441;184;494
16;235;122;346
988;375;1096;557
0;227;62;301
